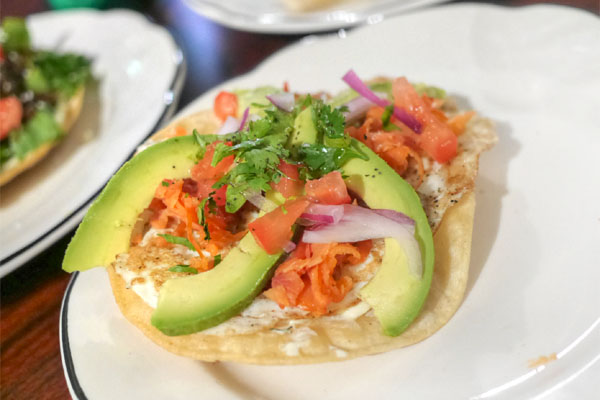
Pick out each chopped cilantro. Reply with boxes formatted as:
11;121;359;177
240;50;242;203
197;198;211;241
381;105;401;131
213;254;222;267
382;105;394;126
192;129;220;159
197;97;368;211
158;234;195;251
298;142;367;179
168;265;198;274
223;185;247;213
313;101;346;140
161;181;170;187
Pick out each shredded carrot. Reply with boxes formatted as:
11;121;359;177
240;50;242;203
265;241;370;316
147;171;243;257
190;256;212;272
348;107;425;188
185;205;204;256
149;235;171;248
131;232;143;246
447;111;476;135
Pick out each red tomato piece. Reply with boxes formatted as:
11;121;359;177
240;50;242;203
211;184;228;207
248;197;310;254
191;143;234;182
214;91;238;122
0;96;23;139
305;171;351;205
271;160;303;198
392;77;457;164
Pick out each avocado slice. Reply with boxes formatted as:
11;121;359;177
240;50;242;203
286;105;433;336
341;141;434;336
62;134;286;335
151;233;282;335
63;103;433;338
63;135;202;272
289;106;317;150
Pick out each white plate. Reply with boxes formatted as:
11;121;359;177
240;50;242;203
61;4;600;399
0;9;185;277
183;0;446;34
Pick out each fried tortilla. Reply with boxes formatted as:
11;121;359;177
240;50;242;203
106;100;496;364
0;87;85;186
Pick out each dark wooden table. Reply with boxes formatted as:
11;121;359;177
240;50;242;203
1;0;598;398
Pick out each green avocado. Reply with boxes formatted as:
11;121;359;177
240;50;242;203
341;141;434;336
63;136;202;272
290;106;434;336
289;106;317;150
62;135;286;336
234;86;280;116
151;233;282;335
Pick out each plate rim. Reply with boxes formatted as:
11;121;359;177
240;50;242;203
0;10;187;278
59;3;600;398
182;0;448;34
60;272;89;400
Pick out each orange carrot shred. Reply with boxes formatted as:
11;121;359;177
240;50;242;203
447;111;476;135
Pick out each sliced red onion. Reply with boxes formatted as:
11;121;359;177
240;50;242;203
267;92;295;112
242;189;277;211
342;91;388;123
302;204;344;224
343;96;374;123
342;69;422;133
372;209;415;233
282;240;297;253
238;107;250;131
300;213;335;225
303;204;422;277
216;116;240;135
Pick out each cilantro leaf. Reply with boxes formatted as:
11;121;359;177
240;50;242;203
213;254;222;267
197;199;211;241
168;265;198;274
192;130;220;159
313;101;346;140
225;184;247;213
298;142;368;179
158;234;195;251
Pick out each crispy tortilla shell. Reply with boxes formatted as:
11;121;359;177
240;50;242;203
107;190;475;364
0;87;85;186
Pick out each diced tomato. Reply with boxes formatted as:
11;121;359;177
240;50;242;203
447;111;476;135
191;143;234;181
0;46;4;62
0;96;23;139
212;184;228;207
305;171;351;205
393;77;457;164
271;160;303;198
248;197;310;254
214;91;238;122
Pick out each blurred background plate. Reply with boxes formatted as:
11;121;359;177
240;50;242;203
0;9;185;277
183;0;447;33
61;3;600;399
